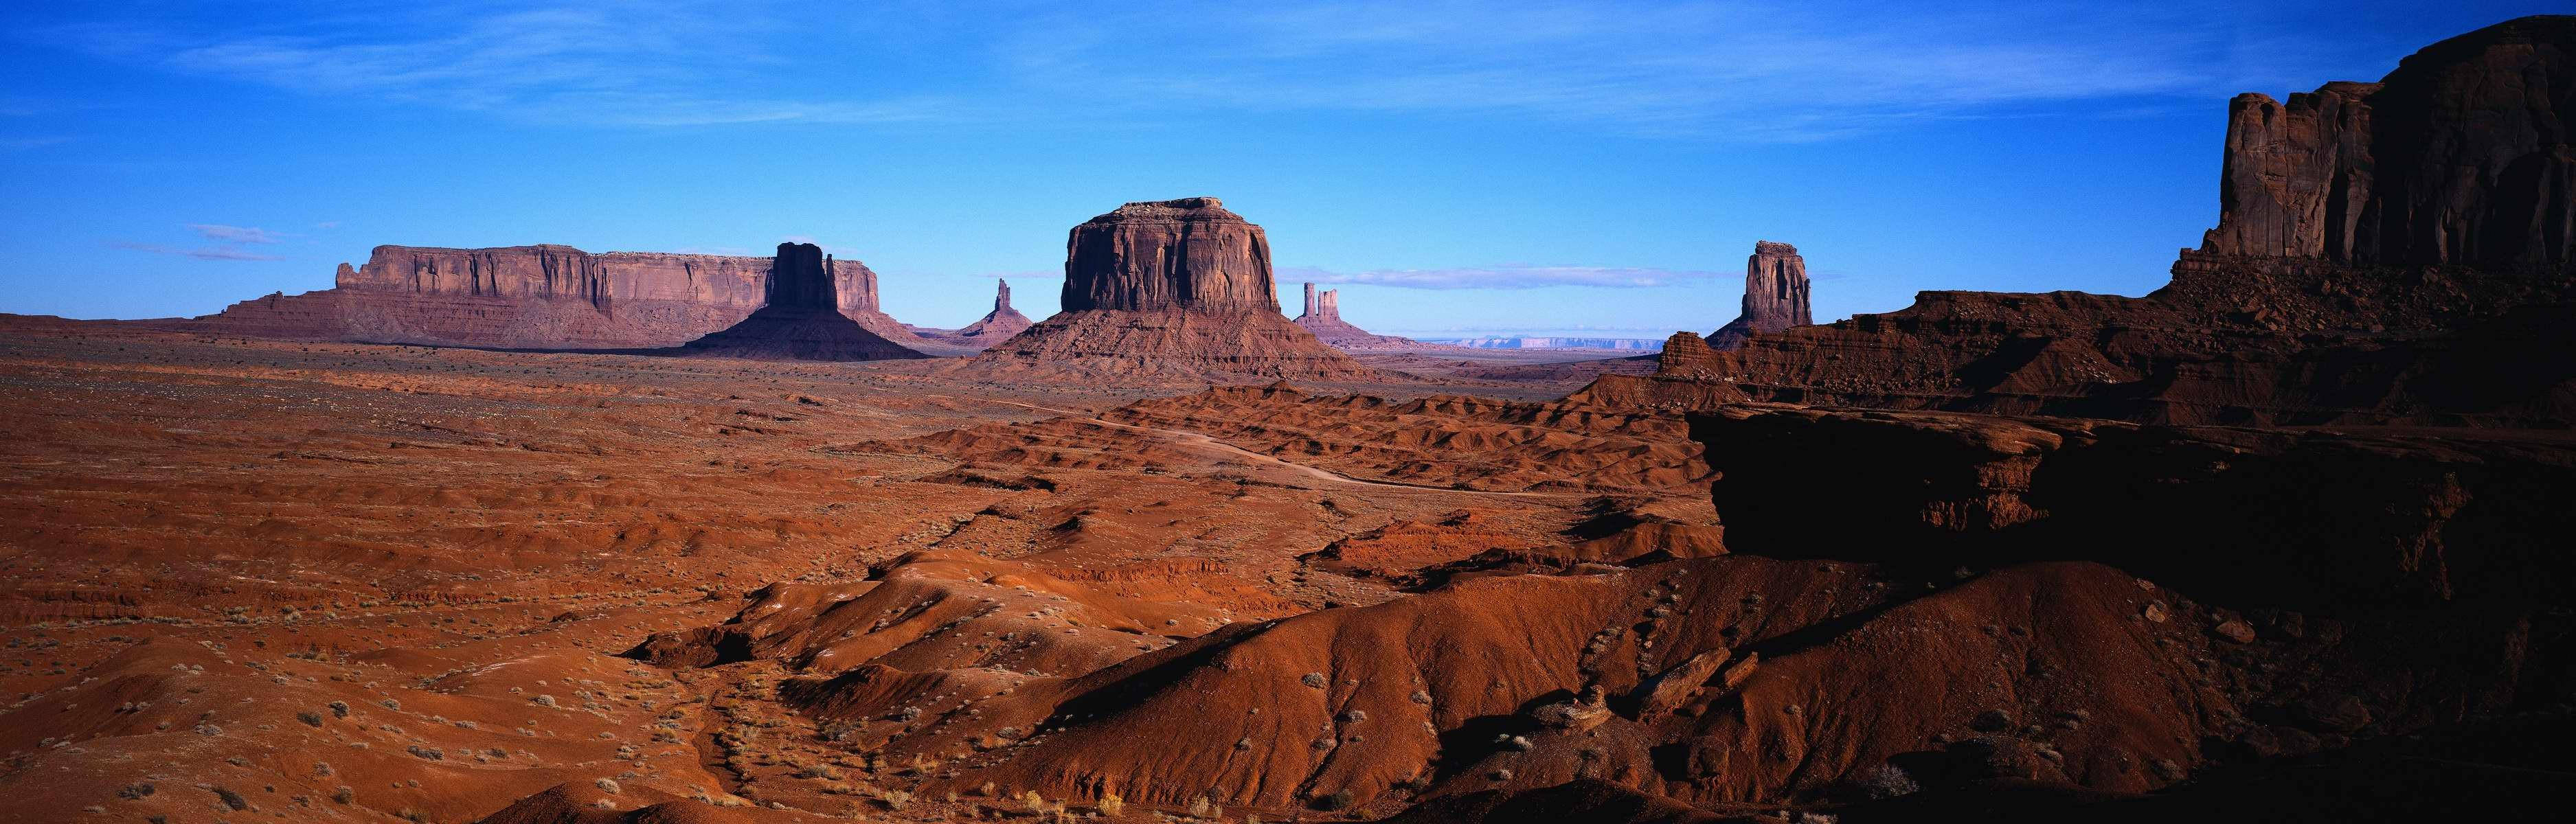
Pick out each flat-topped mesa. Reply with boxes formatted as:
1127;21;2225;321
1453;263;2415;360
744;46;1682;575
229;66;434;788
195;241;928;350
964;198;1385;381
1572;15;2576;426
332;244;770;309
1706;240;1814;349
1061;197;1279;312
2199;14;2573;266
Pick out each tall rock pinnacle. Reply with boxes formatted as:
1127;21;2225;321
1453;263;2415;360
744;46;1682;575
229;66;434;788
952;278;1033;342
1708;240;1814;349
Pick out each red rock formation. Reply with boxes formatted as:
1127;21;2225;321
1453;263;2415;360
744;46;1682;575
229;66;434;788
668;243;926;360
964;199;1385;382
1293;282;1454;351
1578;16;2576;426
1706;241;1813;350
190;242;931;350
953;279;1034;341
1060;197;1276;312
1688;404;2576;609
2203;15;2573;266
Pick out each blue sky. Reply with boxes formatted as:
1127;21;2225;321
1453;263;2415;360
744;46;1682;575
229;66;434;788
0;1;2555;336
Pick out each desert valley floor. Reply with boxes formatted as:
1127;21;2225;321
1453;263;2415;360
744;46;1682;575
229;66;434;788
0;322;1723;823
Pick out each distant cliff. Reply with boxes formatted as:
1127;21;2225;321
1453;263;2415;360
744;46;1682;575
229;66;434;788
193;243;924;350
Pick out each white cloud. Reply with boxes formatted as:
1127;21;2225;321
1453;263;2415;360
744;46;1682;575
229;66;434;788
1283;264;1719;290
187;223;282;243
112;241;284;261
21;1;2369;141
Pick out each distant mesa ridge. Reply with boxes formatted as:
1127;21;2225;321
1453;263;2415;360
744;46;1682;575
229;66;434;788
1577;14;2576;428
1432;336;1664;351
189;241;929;352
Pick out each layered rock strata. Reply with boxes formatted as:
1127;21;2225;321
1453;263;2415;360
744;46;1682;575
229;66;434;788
1705;240;1814;349
190;242;927;350
967;199;1383;381
1578;16;2576;426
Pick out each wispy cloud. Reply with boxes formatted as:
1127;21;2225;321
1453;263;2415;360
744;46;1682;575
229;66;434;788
1284;264;1719;290
111;241;284;261
186;223;282;243
34;5;958;128
18;1;2366;141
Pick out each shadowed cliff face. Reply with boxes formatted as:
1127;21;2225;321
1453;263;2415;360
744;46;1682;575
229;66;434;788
2202;15;2574;266
1060;198;1280;312
766;242;836;309
1583;15;2576;427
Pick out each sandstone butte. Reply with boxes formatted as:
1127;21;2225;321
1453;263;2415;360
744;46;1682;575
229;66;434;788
1293;282;1455;351
1575;14;2576;427
961;197;1387;381
662;242;926;361
184;241;932;352
1704;240;1814;350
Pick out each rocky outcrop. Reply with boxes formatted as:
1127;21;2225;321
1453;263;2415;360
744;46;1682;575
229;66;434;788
952;279;1034;342
668;242;925;360
964;199;1385;382
1689;404;2576;609
1577;16;2576;426
1293;282;1453;351
2202;15;2573;266
1061;197;1278;312
190;242;930;350
1706;240;1814;349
